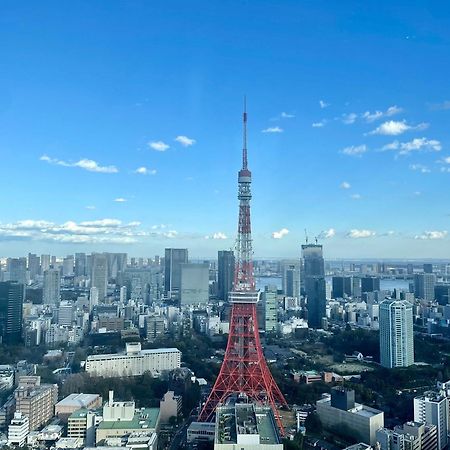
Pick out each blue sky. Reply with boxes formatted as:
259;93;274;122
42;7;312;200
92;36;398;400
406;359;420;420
1;1;450;258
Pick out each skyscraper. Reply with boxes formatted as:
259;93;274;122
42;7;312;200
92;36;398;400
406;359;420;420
74;253;87;277
262;285;278;332
180;263;209;305
379;299;414;368
28;254;40;281
281;260;301;298
302;244;326;328
0;281;24;344
62;256;74;277
41;254;50;273
332;276;352;298
43;269;61;306
91;253;108;302
217;250;235;301
361;276;381;293
9;258;27;286
164;248;188;301
414;273;435;301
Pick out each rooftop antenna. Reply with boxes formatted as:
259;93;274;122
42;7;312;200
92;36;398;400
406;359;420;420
304;228;309;244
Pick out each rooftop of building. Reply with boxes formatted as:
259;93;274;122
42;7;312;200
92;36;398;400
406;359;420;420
68;408;101;420
97;408;159;431
318;395;383;418
57;393;100;408
215;404;280;445
86;348;180;361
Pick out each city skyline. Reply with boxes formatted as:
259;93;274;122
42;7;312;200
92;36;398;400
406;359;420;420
1;2;450;258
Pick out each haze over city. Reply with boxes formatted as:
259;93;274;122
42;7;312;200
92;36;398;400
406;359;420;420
1;2;450;258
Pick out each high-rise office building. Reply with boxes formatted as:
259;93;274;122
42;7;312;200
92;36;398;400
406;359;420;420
89;287;99;312
217;250;235;302
27;254;40;281
43;269;61;306
62;256;74;277
74;253;87;277
414;273;436;301
9;258;27;286
0;281;24;344
164;248;188;300
379;299;414;368
361;276;381;293
281;260;301;298
414;392;448;450
91;254;108;302
262;286;278;332
180;263;209;305
106;253;127;279
423;263;433;274
41;254;50;272
302;244;326;328
332;276;352;299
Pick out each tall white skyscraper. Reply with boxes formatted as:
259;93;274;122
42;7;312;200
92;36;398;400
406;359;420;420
379;298;414;368
91;254;108;301
41;254;50;272
119;286;127;304
43;269;61;306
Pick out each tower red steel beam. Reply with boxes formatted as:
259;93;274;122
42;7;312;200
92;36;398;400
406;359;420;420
198;102;288;433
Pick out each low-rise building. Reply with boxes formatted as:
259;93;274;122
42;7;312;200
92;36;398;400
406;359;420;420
316;388;384;446
55;393;102;419
96;391;160;444
85;342;181;378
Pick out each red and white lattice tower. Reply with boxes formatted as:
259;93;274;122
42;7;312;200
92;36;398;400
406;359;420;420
198;102;288;432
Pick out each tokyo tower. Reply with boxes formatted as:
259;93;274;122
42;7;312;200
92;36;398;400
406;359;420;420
198;102;288;432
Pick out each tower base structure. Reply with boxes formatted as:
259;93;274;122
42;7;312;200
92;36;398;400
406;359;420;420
198;291;288;433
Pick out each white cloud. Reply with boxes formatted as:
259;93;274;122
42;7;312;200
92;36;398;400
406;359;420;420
341;144;367;157
281;112;295;118
272;228;289;239
312;121;325;128
430;100;450;111
381;138;441;156
262;126;283;133
149;141;170;152
340;181;351;189
318;228;336;239
205;232;228;240
409;164;431;173
362;105;403;122
135;166;157;175
440;156;450;164
369;120;428;136
114;198;127;203
350;193;362;200
175;135;196;147
342;113;358;124
319;100;330;109
415;231;448;240
347;229;376;238
85;205;96;210
0;218;148;244
40;155;118;173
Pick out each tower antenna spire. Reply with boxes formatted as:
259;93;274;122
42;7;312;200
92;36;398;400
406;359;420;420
243;96;248;170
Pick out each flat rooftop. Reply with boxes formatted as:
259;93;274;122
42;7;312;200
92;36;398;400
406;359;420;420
87;348;179;361
97;408;159;431
216;404;280;445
